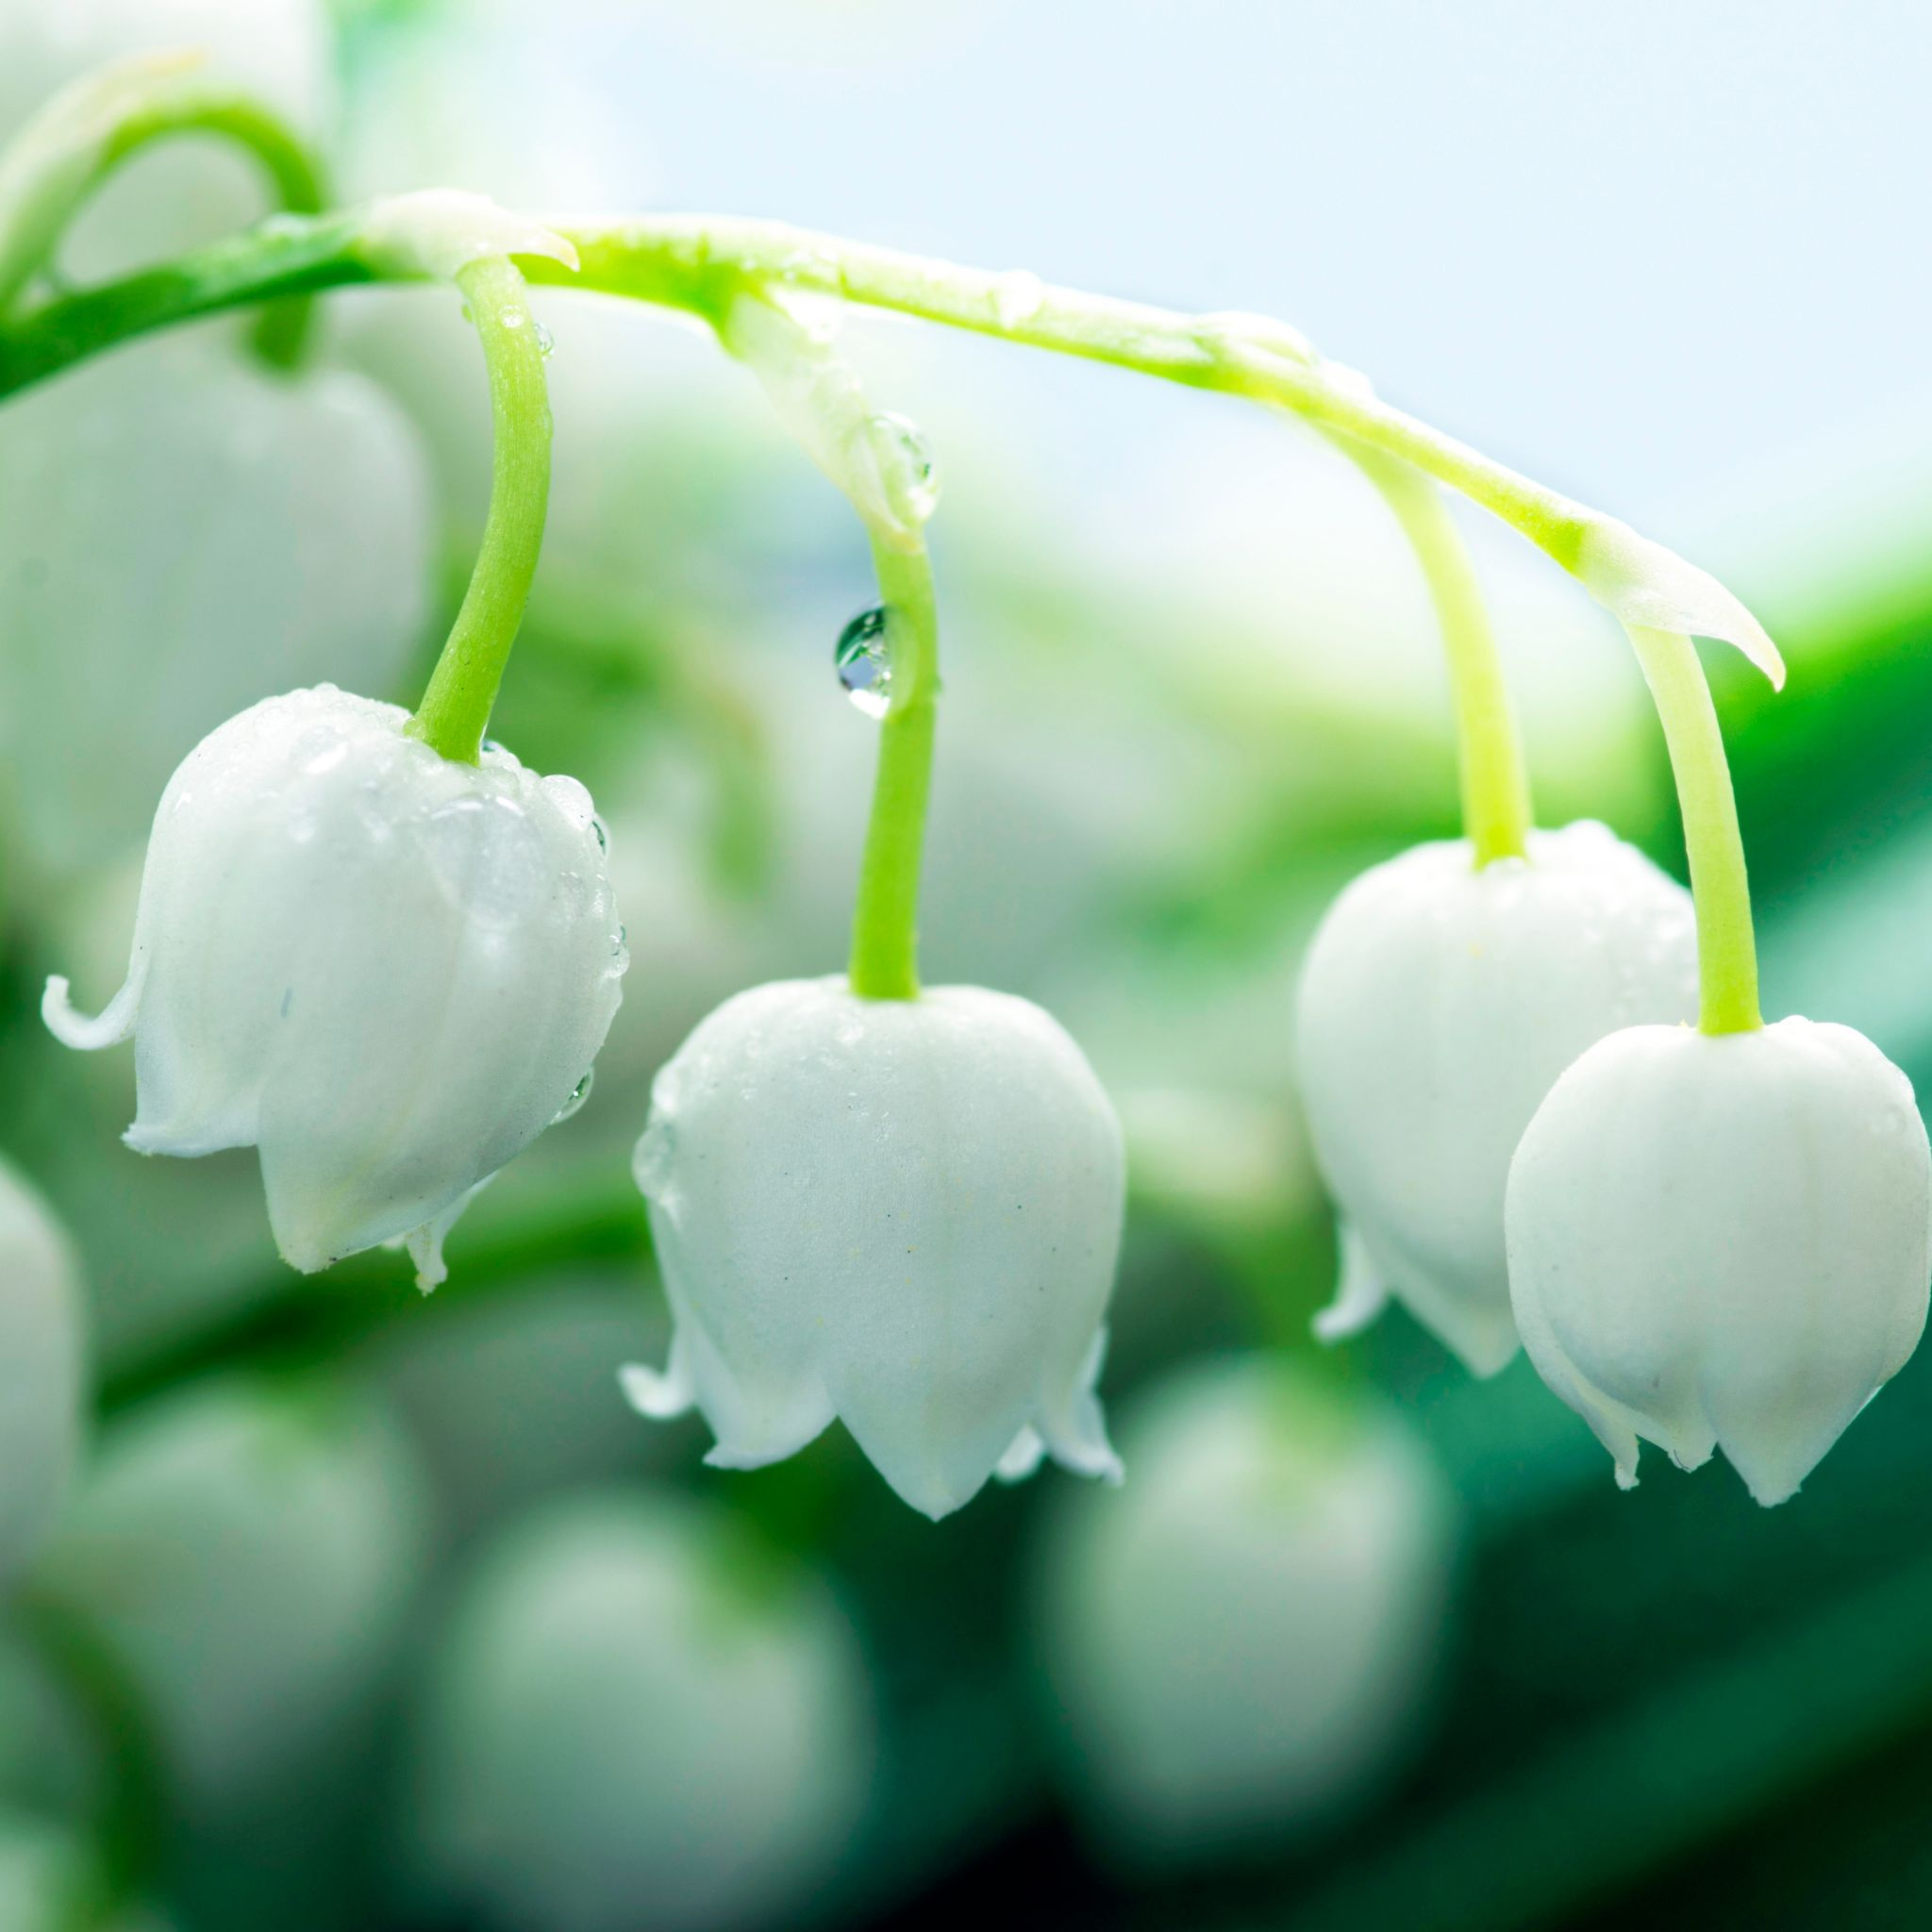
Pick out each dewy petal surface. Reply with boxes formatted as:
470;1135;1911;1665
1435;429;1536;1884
1296;822;1697;1375
626;975;1125;1520
1507;1018;1932;1505
45;686;627;1279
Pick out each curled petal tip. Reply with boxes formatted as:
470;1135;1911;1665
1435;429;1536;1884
995;1428;1047;1484
1312;1224;1387;1344
619;1359;693;1422
42;972;139;1052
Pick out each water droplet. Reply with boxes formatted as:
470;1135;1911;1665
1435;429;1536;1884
535;322;555;359
481;739;507;759
553;1069;594;1124
835;606;891;719
992;269;1044;328
871;411;940;526
591;815;608;853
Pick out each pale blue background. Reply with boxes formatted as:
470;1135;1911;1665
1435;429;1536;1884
453;0;1929;580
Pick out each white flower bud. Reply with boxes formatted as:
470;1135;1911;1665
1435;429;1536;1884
35;1374;432;1810
1297;821;1697;1374
1036;1356;1457;1860
1507;1017;1932;1505
43;685;627;1285
625;974;1124;1520
0;1158;84;1586
405;1492;872;1932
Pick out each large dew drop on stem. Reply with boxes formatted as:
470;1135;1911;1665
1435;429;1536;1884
835;606;892;719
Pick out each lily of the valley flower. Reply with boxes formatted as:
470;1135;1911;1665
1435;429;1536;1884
1296;820;1697;1374
1507;1017;1931;1505
44;684;627;1286
625;974;1124;1519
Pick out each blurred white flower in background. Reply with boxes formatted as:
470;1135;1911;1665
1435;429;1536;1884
0;335;433;879
1297;822;1698;1374
626;975;1125;1519
0;0;332;279
43;685;628;1285
1508;1016;1932;1505
406;1490;874;1932
1035;1355;1457;1862
0;1158;85;1589
31;1374;432;1813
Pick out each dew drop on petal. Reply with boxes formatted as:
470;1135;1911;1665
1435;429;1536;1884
835;606;892;720
535;322;555;360
552;1069;594;1124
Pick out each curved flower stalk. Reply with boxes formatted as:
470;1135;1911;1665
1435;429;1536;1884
1507;1019;1931;1504
0;1158;86;1586
627;976;1125;1519
1298;823;1697;1373
1036;1356;1457;1859
624;296;1125;1517
0;5;330;362
44;686;625;1283
407;1492;873;1932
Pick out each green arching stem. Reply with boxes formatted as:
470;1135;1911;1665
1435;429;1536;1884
538;219;1595;570
847;540;940;999
0;212;1594;566
0;75;325;363
0;206;1774;844
406;255;553;765
1624;623;1762;1035
1347;442;1533;864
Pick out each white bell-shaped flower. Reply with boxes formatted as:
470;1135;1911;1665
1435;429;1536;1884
625;974;1125;1520
1296;820;1698;1374
43;684;627;1285
0;1157;85;1587
1036;1355;1457;1860
406;1492;873;1932
1507;1017;1932;1505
